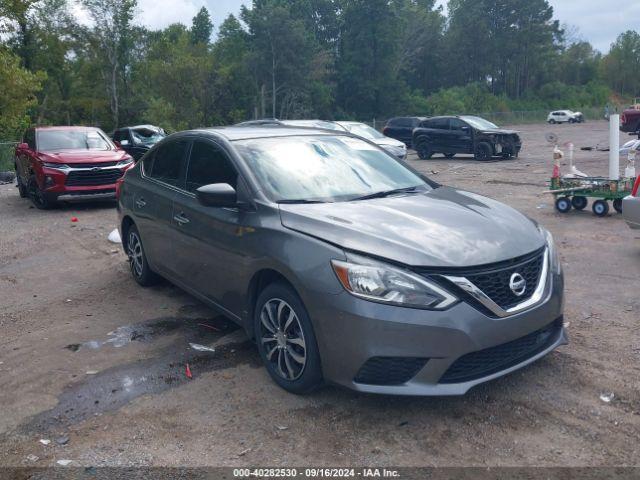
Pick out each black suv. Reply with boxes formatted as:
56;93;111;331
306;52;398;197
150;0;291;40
382;117;427;147
412;116;521;160
112;125;166;160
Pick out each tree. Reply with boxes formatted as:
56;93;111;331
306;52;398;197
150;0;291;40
82;0;137;129
336;0;403;118
601;31;640;97
0;48;44;140
190;6;212;45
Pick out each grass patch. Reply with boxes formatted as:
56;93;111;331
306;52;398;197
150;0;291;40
0;143;16;172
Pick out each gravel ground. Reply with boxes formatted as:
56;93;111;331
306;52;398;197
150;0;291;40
0;121;639;468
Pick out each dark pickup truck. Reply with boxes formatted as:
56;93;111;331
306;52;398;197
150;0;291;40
621;106;640;133
412;115;521;161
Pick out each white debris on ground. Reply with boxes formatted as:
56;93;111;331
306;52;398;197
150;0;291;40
600;392;615;403
108;229;122;244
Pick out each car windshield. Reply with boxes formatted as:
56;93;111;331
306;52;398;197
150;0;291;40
234;135;427;203
131;128;165;145
461;116;499;130
38;129;112;152
342;123;385;140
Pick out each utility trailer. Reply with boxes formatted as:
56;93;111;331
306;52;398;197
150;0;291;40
549;176;636;217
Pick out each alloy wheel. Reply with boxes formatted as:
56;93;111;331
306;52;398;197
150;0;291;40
127;231;144;277
259;298;307;381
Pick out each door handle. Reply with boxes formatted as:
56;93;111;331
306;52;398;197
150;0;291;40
135;198;147;208
174;212;190;225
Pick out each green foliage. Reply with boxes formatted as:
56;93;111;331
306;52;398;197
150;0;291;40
0;0;635;134
0;48;44;140
190;7;213;45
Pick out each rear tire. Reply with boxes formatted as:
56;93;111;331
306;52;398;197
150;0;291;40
125;224;160;286
254;282;322;394
549;119;556;124
592;200;609;217
15;166;27;198
444;153;455;159
474;142;493;161
613;199;623;213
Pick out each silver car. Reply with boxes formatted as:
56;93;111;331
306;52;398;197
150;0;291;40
622;177;640;229
335;121;408;159
117;126;566;396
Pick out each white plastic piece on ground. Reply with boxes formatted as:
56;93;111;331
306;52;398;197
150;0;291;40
108;229;122;244
39;439;50;446
56;460;73;466
189;343;216;353
600;392;614;403
609;114;620;180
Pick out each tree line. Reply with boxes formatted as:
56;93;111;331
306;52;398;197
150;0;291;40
1;0;639;141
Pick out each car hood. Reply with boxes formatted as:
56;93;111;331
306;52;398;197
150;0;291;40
279;186;544;267
39;150;130;164
480;129;520;135
373;137;406;149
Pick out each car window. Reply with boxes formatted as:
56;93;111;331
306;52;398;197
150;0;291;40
185;140;238;193
148;139;189;187
427;118;449;130
450;119;467;131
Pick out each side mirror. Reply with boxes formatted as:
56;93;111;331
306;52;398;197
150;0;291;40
196;183;237;208
18;142;29;151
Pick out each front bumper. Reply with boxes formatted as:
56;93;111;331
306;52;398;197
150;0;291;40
305;269;565;395
37;164;127;203
622;195;640;229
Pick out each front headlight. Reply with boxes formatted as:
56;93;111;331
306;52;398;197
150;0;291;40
331;255;457;310
540;226;561;274
116;157;134;167
42;162;69;170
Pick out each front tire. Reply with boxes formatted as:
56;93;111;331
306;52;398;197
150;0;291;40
549;119;556;124
416;141;432;160
255;282;322;394
555;196;572;213
474;142;493;161
27;174;54;209
572;196;588;210
444;153;455;159
125;224;160;286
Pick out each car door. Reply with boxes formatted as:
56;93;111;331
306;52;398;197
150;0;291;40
133;138;189;276
449;118;473;153
426;118;450;151
169;139;249;314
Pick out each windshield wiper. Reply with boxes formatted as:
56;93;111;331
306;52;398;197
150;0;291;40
277;199;327;204
351;186;421;201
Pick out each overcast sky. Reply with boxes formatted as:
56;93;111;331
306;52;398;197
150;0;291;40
73;0;638;53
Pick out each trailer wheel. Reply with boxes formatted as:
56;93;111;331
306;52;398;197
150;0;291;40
555;197;572;213
571;196;588;210
592;200;609;217
613;199;623;213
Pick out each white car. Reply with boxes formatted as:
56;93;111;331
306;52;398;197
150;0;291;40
623;176;640;229
335;121;408;159
547;110;584;124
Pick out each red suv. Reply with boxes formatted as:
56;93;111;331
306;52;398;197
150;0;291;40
15;126;134;208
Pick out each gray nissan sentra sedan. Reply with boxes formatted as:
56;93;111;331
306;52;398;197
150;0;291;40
117;126;567;396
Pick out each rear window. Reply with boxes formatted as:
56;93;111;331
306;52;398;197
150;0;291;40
146;139;189;187
426;118;449;129
37;129;112;152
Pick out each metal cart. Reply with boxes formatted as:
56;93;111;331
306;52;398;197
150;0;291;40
549;176;636;216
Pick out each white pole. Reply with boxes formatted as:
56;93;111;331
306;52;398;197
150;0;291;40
609;114;620;180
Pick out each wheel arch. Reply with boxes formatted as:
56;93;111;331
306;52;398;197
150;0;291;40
120;215;135;249
245;268;300;340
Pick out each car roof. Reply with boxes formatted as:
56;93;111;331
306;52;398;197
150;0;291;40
35;126;101;131
190;126;346;141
